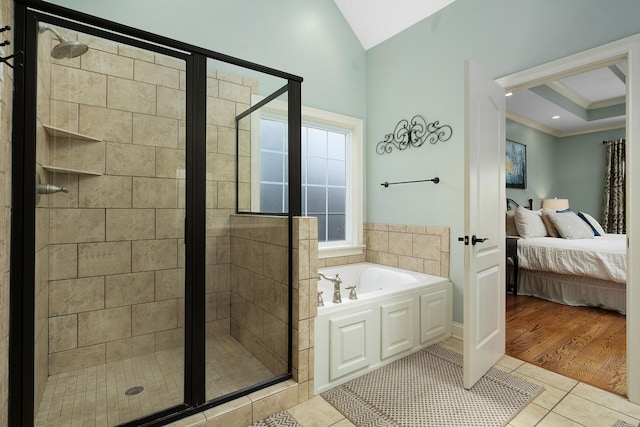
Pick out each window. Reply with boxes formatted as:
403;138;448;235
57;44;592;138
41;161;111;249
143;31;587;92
252;99;363;257
303;125;348;243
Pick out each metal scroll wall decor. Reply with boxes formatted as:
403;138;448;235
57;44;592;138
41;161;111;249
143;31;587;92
0;25;22;69
376;115;453;155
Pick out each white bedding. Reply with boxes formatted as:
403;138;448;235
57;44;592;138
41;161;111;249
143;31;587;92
517;234;626;284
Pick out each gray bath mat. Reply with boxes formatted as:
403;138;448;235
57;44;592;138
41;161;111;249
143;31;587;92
321;344;543;427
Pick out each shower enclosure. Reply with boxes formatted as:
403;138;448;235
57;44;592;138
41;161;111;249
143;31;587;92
10;2;302;426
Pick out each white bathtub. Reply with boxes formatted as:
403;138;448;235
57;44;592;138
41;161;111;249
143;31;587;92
314;263;452;393
317;263;449;311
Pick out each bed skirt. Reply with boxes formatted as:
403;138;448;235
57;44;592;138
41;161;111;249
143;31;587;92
517;268;626;314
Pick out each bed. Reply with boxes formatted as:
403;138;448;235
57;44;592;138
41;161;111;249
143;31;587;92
506;198;627;314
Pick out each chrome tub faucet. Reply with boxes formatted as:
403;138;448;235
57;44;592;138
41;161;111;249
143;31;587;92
319;272;342;303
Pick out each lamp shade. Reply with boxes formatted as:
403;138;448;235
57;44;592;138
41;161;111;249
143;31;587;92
542;198;569;211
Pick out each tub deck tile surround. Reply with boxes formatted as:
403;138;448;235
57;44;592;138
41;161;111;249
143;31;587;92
361;222;450;277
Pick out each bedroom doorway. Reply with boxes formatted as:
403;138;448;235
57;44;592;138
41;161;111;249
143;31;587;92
497;34;640;404
503;62;627;396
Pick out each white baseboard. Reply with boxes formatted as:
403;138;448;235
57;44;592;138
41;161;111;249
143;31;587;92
451;321;463;340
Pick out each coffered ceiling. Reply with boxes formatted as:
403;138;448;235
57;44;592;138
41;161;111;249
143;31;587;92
506;62;626;137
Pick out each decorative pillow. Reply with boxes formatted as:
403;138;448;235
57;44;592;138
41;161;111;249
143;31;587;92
541;208;561;238
578;211;605;236
506;211;519;236
513;206;548;238
546;210;595;239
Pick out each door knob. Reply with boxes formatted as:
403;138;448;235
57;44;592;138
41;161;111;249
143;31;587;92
471;235;488;245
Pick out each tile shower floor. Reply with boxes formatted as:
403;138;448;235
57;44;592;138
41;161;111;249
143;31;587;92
35;335;274;426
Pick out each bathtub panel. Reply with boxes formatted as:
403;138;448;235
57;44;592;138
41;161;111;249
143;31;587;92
380;298;416;359
329;308;375;380
420;285;452;344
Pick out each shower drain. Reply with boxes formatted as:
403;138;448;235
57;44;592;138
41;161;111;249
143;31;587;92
124;386;144;396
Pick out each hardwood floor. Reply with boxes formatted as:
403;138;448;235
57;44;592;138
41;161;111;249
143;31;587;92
506;294;627;396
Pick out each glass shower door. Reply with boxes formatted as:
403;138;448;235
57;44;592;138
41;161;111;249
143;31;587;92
34;22;186;425
205;58;291;401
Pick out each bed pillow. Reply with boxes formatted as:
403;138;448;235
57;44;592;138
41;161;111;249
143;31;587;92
546;210;595;239
506;211;519;236
541;208;561;238
513;206;548;238
577;211;605;236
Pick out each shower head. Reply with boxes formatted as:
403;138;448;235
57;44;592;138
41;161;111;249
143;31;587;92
38;23;89;59
50;38;89;60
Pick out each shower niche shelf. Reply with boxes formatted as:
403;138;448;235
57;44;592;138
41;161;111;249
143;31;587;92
42;124;102;142
42;124;104;175
41;164;103;176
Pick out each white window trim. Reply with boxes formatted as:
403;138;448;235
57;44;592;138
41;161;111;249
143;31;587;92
250;95;364;258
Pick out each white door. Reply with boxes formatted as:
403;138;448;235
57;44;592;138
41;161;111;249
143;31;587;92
463;60;506;389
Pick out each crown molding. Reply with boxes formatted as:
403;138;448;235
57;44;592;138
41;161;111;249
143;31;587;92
545;80;591;109
556;122;625;138
591;95;626;109
507;109;625;138
506;110;560;137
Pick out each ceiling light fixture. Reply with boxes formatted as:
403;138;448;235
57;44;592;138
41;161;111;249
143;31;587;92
505;92;513;97
552;115;560;119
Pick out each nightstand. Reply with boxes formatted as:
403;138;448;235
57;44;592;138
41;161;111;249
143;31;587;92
506;236;519;296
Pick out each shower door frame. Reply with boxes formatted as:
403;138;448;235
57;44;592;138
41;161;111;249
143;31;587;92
9;1;303;425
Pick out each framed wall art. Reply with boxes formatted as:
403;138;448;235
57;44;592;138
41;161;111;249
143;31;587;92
506;139;526;189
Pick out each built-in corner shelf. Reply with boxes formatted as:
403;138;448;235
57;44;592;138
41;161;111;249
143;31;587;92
42;124;102;142
41;124;104;175
42;164;103;176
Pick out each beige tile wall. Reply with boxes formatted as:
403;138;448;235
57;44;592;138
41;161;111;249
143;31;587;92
365;223;450;277
43;31;188;376
204;215;316;425
291;216;318;399
0;0;12;423
317;223;450;278
229;215;289;375
204;67;255;345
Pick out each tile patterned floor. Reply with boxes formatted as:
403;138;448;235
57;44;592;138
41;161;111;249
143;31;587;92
255;337;640;427
35;335;273;426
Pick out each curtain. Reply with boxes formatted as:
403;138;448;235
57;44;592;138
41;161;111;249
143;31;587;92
602;138;625;234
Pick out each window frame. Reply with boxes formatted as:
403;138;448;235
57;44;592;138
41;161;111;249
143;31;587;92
250;96;364;258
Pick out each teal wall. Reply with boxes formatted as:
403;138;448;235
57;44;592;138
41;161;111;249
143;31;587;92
45;0;367;119
366;0;640;322
46;0;640;323
557;128;626;221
